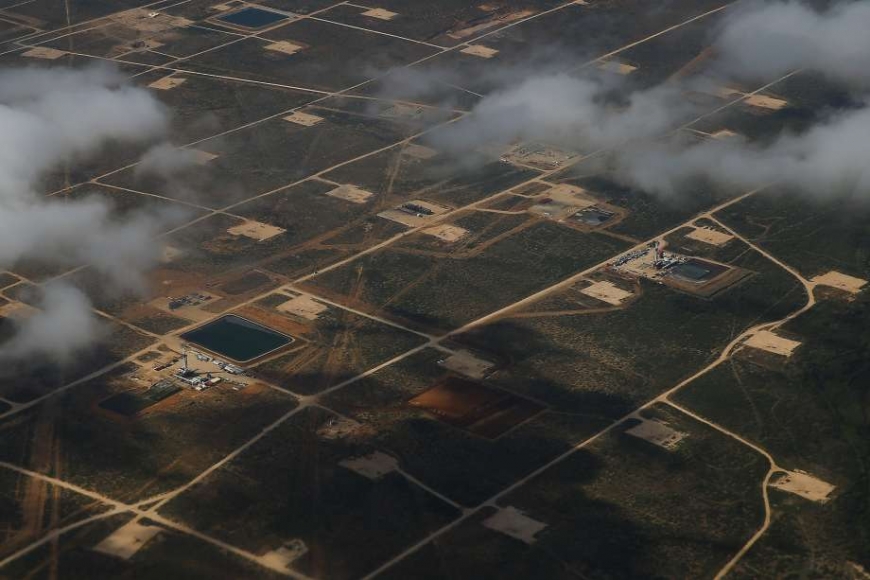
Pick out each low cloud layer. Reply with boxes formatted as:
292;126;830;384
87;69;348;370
616;104;870;198
0;283;104;363
383;1;870;202
0;65;186;361
426;74;693;156
714;0;870;86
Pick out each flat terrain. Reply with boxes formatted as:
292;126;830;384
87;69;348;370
0;0;868;579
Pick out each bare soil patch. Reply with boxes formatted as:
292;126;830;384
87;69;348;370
227;219;286;241
460;44;499;58
528;184;596;220
94;520;162;560
437;350;494;379
283;111;324;126
686;226;733;246
326;184;374;204
404;144;438;159
277;293;328;320
189;149;218;164
339;451;399;480
597;59;637;75
482;506;548;544
262;540;308;570
265;41;304;55
409;377;544;439
112;9;192;33
625;419;687;450
421;224;468;243
362;8;398;20
770;470;835;503
744;330;801;357
447;9;535;40
744;94;787;110
812;271;867;294
22;47;66;59
148;75;186;90
378;200;451;228
502;143;580;171
580;280;633;306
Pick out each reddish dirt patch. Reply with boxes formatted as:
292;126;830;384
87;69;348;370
409;377;543;439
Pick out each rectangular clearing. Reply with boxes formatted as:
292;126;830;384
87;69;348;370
362;8;398;20
339;451;399;480
744;330;801;357
378;200;450;227
625;419;687;450
148;75;186;90
438;350;494;379
482;506;548;544
94;520;162;560
597;59;637;75
812;271;868;294
770;470;835;503
744;94;787;110
460;44;499;58
580;280;633;306
265;41;304;55
284;111;324;126
421;224;468;242
227;219;286;241
325;184;374;204
22;47;66;59
686;226;734;246
277;293;328;320
409;377;543;439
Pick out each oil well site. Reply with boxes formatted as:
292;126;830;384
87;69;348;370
0;0;869;579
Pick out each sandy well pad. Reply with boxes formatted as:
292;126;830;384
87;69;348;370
404;144;438;159
362;8;398;20
22;47;66;59
262;540;308;569
812;271;868;294
545;183;591;201
438;350;494;379
148;76;186;90
770;470;835;503
579;280;633;306
227;219;286;241
744;94;787;110
189;149;218;164
460;44;499;58
277;294;328;320
710;129;739;140
482;507;547;544
744;330;801;357
0;301;35;319
686;226;734;246
422;224;468;243
339;452;398;480
625;419;686;450
160;245;183;263
597;59;637;75
283;111;323;126
317;416;360;440
379;200;450;227
265;41;304;55
326;184;373;204
94;520;161;560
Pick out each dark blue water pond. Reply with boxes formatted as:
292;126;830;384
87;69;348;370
217;7;289;29
181;315;292;362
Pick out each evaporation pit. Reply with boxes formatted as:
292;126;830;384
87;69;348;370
216;7;289;29
181;314;292;362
